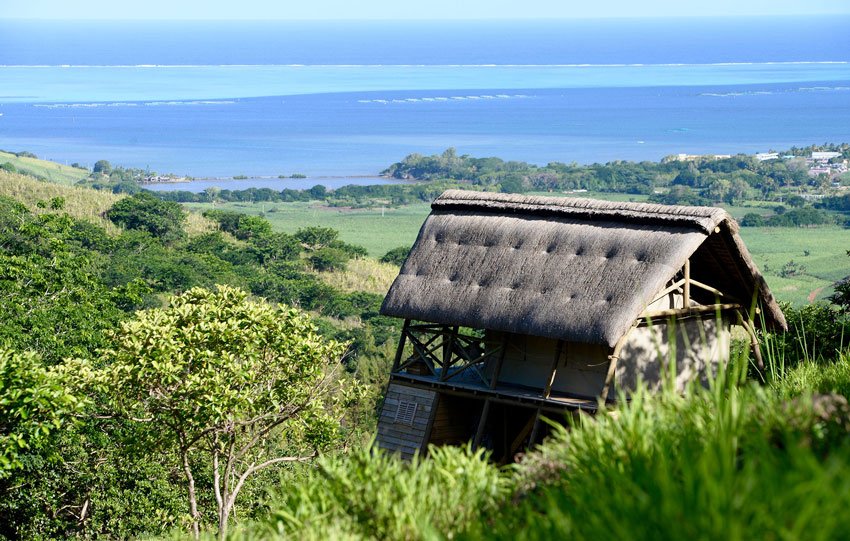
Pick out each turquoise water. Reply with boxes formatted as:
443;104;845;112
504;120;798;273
3;63;849;103
0;19;848;178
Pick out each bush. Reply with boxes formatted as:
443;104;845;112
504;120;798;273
106;192;186;242
254;445;508;540
309;247;350;272
380;245;411;266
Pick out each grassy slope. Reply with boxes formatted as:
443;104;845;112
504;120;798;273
0;170;215;236
0;170;123;231
0;151;90;185
187;197;850;306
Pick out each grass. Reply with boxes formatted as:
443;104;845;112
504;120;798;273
0;151;90;185
205;352;850;541
317;257;400;295
739;226;850;305
0;170;123;232
186;201;433;258
0;170;216;237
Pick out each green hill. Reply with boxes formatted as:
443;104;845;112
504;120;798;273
0;150;90;185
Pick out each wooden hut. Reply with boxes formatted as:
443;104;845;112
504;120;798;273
376;190;786;461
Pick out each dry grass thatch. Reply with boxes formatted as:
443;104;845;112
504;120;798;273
381;190;786;348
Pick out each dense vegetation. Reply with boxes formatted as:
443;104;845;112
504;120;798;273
0;172;402;539
2;145;850;539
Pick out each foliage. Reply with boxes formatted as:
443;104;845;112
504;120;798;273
0;350;84;477
309;246;350;272
93;159;112;175
295;226;340;250
87;286;355;538
0;199;128;362
380;245;411;266
106;191;187;242
252;444;509;540
465;380;850;541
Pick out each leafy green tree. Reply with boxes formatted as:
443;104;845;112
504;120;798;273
92;160;112;175
295;226;339;251
0;350;85;477
0;162;16;173
309;246;350;271
106;192;186;243
88;286;355;539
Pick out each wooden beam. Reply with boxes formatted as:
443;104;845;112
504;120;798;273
440;326;459;381
641;303;742;320
509;412;537;458
472;399;491;449
688;278;737;303
392;319;411;372
489;333;509;389
601;322;638;400
683;258;691;308
543;340;564;399
736;311;765;373
419;392;441;456
527;409;543;450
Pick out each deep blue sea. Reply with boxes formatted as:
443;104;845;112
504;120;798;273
0;18;848;182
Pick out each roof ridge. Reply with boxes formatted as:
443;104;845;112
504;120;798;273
433;189;733;234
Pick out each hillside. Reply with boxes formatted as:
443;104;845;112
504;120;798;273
0;150;90;185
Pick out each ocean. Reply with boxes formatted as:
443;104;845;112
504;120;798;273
0;18;848;182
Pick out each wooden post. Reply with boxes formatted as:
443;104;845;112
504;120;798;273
737;311;765;373
683;259;691;308
392;319;410;372
601;323;638;401
472;399;491;449
527;408;543;450
441;326;459;380
489;333;509;390
543;340;564;399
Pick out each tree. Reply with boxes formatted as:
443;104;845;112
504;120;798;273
89;286;355;539
92;160;112;175
106;192;186;243
0;350;85;478
295;226;339;251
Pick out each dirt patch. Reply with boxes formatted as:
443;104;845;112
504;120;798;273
808;286;825;303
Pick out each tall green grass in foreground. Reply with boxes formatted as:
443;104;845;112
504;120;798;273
209;347;850;541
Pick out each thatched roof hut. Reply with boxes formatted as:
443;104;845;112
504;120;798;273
382;189;785;345
376;190;786;460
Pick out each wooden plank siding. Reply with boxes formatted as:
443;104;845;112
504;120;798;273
375;383;438;460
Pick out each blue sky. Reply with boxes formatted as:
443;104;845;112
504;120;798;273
2;0;849;20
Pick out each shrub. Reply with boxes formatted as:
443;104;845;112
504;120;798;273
254;445;508;540
309;247;350;272
380;245;411;266
106;192;186;242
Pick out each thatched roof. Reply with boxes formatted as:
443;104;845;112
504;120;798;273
381;190;786;348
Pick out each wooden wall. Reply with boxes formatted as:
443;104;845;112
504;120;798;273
375;383;437;460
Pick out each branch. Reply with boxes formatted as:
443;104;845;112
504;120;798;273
223;452;317;518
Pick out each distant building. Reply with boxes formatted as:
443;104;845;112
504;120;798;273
671;153;731;162
812;151;842;161
755;152;779;162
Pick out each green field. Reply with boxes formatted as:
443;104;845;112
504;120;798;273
186;199;850;306
0;151;90;185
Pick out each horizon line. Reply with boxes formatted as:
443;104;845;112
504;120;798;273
2;14;850;22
